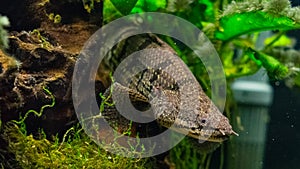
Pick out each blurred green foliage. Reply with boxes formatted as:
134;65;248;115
110;0;138;15
103;0;300;85
0;15;9;51
101;0;300;168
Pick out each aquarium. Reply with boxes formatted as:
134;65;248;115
0;0;300;169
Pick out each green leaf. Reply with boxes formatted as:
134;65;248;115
294;74;300;87
215;11;300;41
131;0;166;13
224;48;261;78
103;0;123;22
264;34;293;47
110;0;138;15
249;48;289;79
198;0;215;22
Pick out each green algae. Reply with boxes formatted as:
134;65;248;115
3;122;150;169
1;86;151;169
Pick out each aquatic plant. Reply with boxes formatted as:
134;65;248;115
3;122;150;168
100;0;300;86
101;0;300;168
30;29;52;49
2;0;300;168
12;86;55;126
2;86;151;168
0;15;9;51
83;0;102;13
47;13;62;24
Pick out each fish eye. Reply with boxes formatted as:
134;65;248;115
201;119;206;123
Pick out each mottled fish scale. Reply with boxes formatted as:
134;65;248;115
102;34;237;142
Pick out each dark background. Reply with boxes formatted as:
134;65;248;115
264;1;300;168
264;83;300;169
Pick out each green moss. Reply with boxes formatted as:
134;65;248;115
3;122;150;169
1;86;151;168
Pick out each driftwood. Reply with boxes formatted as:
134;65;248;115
0;0;104;136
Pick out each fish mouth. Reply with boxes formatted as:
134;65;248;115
187;132;230;142
191;129;239;143
170;127;238;143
